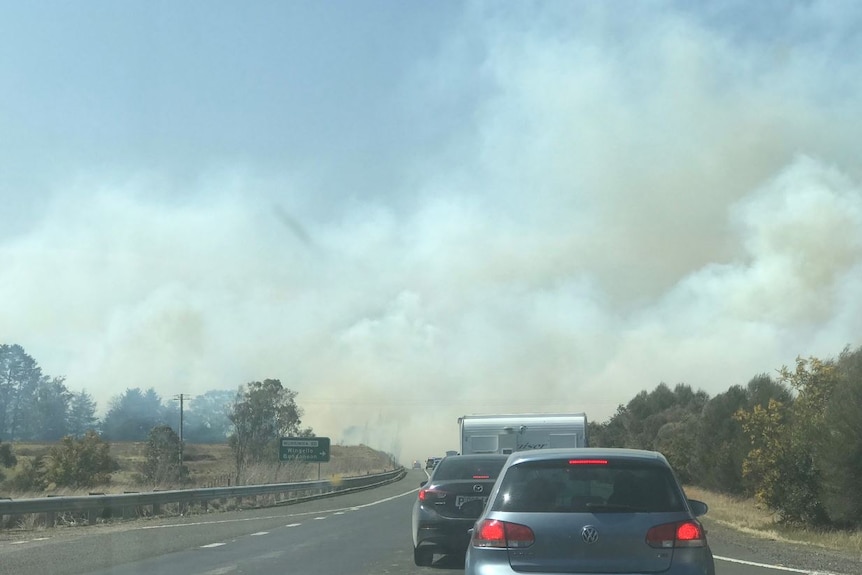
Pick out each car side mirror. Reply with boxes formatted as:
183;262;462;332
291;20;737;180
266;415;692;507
420;480;427;487
688;499;708;517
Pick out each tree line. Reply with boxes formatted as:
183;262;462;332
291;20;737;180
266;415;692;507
1;343;314;490
0;344;235;442
589;344;862;529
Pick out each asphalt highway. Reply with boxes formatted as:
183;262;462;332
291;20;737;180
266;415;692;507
0;470;854;575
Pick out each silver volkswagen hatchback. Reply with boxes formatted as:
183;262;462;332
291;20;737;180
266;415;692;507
465;448;715;575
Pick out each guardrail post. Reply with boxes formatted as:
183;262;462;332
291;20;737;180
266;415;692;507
46;511;55;527
152;502;161;516
123;492;139;520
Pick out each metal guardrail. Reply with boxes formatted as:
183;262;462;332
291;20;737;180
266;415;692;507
0;468;406;528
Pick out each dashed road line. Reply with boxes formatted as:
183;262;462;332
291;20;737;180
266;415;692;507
200;542;227;549
286;523;301;527
249;531;269;536
6;537;52;546
199;566;237;575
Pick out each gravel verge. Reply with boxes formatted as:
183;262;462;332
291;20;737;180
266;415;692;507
703;518;861;575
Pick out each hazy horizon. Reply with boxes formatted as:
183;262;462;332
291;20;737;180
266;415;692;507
3;1;861;460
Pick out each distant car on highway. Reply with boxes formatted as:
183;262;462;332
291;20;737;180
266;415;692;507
412;454;509;566
464;448;715;575
425;456;441;469
412;460;422;469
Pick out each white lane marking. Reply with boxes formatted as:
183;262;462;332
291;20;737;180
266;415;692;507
255;551;286;560
139;514;288;530
8;537;52;545
313;516;326;520
333;511;345;515
199;566;237;575
135;487;419;530
249;531;269;536
348;488;419;511
200;542;226;549
714;555;844;575
286;523;301;527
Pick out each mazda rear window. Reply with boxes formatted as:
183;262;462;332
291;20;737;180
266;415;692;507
433;458;507;481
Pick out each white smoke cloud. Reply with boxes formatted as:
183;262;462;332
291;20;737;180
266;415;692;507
2;2;862;461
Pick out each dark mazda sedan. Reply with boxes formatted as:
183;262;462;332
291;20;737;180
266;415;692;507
412;454;509;566
465;448;715;575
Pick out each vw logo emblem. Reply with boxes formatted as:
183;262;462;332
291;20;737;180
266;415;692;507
581;526;599;544
472;484;484;493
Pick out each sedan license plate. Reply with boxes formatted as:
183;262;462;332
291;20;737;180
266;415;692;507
455;495;487;509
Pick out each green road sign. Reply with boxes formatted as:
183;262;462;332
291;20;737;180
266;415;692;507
279;436;331;462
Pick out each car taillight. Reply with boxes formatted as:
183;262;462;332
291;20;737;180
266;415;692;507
568;459;608;465
418;489;446;502
472;519;534;548
472;475;490;479
646;521;706;548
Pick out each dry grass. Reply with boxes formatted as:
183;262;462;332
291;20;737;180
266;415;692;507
684;486;862;554
0;441;397;531
2;441;394;500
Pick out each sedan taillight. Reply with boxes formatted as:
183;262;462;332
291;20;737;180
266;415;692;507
418;488;446;502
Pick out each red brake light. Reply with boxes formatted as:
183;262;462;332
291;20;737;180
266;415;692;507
676;521;704;543
473;519;506;547
419;488;446;502
646;521;705;548
568;459;608;465
472;475;490;479
472;519;534;548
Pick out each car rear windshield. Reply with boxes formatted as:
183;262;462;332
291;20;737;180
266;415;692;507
491;459;686;513
433;457;507;481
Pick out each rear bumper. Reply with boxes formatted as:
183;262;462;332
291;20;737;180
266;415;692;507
414;518;475;553
465;546;715;575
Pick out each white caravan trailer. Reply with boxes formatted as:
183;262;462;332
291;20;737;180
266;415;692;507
458;413;589;455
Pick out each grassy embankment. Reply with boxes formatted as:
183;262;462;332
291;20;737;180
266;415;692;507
685;485;862;555
3;441;395;498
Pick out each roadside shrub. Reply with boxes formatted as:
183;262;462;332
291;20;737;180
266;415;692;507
6;457;48;492
0;442;16;468
0;441;17;481
141;425;187;485
43;431;119;488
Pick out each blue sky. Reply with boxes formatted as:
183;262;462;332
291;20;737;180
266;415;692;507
2;1;861;458
1;2;465;221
